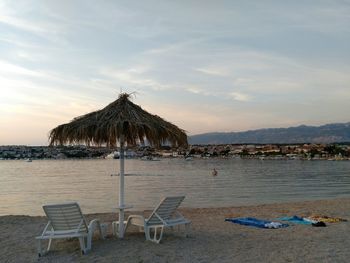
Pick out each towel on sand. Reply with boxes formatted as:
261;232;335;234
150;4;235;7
306;215;347;223
225;217;288;229
278;216;329;227
278;216;316;225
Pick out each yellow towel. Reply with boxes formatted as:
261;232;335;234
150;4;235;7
307;215;347;223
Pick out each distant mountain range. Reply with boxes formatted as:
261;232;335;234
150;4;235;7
189;122;350;145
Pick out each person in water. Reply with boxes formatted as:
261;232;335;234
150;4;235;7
212;168;218;176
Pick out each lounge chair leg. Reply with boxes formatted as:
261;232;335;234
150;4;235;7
78;237;87;255
145;227;151;241
159;227;164;242
87;233;92;250
185;223;190;237
47;238;52;252
151;226;163;244
88;219;104;241
37;239;43;257
153;227;158;242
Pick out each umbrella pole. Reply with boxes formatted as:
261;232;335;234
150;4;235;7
118;136;125;238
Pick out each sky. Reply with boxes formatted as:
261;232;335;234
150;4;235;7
1;0;350;145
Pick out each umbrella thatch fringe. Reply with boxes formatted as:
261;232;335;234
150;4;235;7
49;93;188;148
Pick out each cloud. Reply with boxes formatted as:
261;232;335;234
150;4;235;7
0;60;44;77
195;67;228;76
99;66;173;91
229;92;251;102
184;86;214;96
0;3;62;36
0;1;50;35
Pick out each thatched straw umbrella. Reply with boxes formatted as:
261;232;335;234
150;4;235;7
49;93;188;238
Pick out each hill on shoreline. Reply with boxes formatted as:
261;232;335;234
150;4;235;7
189;122;350;145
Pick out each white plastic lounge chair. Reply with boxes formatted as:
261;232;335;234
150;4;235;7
36;202;105;256
123;196;191;243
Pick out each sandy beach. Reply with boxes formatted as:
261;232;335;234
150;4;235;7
1;198;349;263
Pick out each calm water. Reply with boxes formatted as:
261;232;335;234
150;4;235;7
1;158;350;216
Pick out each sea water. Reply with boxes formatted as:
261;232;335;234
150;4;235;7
0;158;350;216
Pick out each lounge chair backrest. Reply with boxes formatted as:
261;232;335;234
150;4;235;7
43;202;88;233
147;196;185;225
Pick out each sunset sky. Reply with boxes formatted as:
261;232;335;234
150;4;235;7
1;0;350;145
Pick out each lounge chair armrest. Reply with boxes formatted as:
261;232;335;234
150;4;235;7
88;219;104;239
88;219;99;231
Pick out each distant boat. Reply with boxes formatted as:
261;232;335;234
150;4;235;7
25;158;32;162
185;156;193;161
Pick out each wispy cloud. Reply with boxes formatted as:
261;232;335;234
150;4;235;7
195;67;229;76
229;92;251;102
99;66;173;91
0;2;63;37
0;14;47;33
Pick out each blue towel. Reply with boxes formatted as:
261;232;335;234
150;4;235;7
277;216;313;225
225;217;288;229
